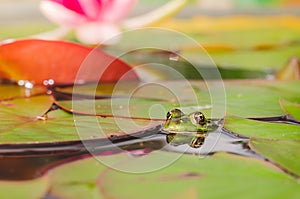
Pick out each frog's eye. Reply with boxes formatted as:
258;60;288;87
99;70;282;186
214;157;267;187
166;108;184;120
191;112;206;126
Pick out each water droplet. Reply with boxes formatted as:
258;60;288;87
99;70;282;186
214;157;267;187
17;80;34;96
48;79;54;85
18;80;34;89
43;79;55;86
18;80;25;86
46;90;52;95
24;82;34;89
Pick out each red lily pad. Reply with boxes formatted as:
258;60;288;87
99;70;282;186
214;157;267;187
0;39;138;85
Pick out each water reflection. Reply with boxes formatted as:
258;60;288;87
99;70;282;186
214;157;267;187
0;153;81;180
0;125;263;180
162;127;261;159
166;133;207;148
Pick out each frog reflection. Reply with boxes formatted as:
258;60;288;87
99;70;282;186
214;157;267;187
162;108;215;148
166;133;206;148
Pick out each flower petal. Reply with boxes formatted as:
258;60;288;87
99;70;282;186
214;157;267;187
76;22;121;45
50;0;85;15
98;0;137;22
40;0;87;27
77;0;102;20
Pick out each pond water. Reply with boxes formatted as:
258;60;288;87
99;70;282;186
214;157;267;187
0;123;262;180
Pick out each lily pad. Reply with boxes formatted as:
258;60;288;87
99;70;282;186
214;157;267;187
55;80;214;118
0;95;157;144
48;155;106;199
223;80;300;117
2;80;300;145
275;57;300;80
206;45;300;70
56;80;300;118
224;115;300;140
107;16;300;71
0;39;138;85
0;176;48;199
56;81;207;102
280;99;300;122
159;16;300;48
48;152;300;199
58;98;178;120
250;139;300;176
0;84;46;101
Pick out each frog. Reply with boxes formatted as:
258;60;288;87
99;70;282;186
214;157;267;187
163;108;209;133
162;108;216;148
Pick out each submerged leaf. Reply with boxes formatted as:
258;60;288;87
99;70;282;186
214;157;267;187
0;39;138;85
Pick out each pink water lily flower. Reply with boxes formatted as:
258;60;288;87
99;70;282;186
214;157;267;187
39;0;187;44
40;0;136;44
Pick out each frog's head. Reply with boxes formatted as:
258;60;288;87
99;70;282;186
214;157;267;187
163;108;208;133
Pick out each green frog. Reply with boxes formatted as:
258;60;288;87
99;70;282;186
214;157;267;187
162;108;216;148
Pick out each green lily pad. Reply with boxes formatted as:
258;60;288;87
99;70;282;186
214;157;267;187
0;176;48;199
56;80;214;118
0;85;45;101
280;99;300;122
2;80;300;144
49;156;105;199
48;152;300;199
207;46;300;70
105;23;300;72
222;80;300;117
250;139;300;176
56;80;300;118
198;29;300;50
223;81;300;117
58;97;213;121
57;81;208;102
0;95;157;144
224;115;300;140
